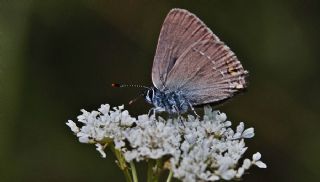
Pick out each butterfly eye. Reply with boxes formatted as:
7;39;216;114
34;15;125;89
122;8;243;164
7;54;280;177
148;89;154;100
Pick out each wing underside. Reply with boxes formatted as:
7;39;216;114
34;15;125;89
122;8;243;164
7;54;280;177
151;8;219;90
166;40;248;105
152;8;248;106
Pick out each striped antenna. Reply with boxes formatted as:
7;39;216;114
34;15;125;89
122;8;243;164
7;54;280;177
111;83;147;105
111;83;149;89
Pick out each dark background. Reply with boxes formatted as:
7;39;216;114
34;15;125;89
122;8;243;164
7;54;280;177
1;0;320;181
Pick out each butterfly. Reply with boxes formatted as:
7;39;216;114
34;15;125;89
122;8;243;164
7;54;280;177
113;8;248;116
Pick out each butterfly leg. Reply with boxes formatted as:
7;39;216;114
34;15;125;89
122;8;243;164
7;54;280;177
148;108;155;117
188;102;200;118
171;105;186;127
172;105;181;116
148;107;164;117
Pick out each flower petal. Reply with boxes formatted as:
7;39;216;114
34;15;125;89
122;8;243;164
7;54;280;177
242;128;255;138
255;161;267;168
253;152;262;161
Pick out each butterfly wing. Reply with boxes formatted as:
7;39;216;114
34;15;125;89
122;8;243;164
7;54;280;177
152;8;219;90
165;39;248;106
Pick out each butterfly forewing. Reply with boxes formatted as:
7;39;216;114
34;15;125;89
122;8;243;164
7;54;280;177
166;39;248;105
152;8;219;90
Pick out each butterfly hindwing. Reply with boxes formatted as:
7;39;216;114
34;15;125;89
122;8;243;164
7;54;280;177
152;8;219;90
165;39;248;106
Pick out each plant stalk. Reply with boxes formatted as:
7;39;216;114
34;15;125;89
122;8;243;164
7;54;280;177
147;159;155;182
130;161;138;182
166;170;173;182
110;144;133;182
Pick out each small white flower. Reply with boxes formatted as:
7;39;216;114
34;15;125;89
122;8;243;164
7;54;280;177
66;120;79;133
252;152;267;168
95;143;106;158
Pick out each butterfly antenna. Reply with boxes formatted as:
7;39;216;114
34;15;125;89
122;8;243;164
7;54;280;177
111;83;149;89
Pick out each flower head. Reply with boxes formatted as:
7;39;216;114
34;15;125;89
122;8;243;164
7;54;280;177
67;104;266;181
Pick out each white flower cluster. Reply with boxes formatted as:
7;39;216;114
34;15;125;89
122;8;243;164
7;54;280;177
67;104;266;182
169;107;266;182
123;115;181;162
66;104;135;156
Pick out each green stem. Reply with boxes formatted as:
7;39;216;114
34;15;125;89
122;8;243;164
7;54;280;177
156;159;163;173
130;161;138;182
166;170;173;182
147;159;155;182
147;159;163;182
154;159;163;182
110;145;132;182
147;159;162;182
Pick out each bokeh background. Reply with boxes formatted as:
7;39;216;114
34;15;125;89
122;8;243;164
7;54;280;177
1;0;320;181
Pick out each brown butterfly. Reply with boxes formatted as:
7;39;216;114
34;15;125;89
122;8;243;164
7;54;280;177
113;8;248;115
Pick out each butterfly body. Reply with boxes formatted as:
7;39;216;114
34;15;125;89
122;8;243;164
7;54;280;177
144;87;190;114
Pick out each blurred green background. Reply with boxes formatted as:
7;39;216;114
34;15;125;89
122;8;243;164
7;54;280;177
1;0;319;181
